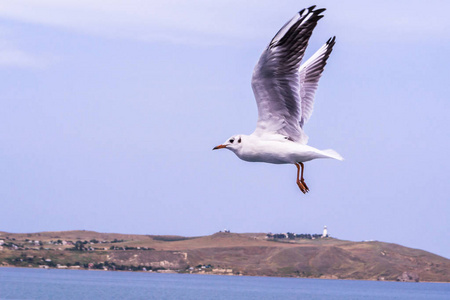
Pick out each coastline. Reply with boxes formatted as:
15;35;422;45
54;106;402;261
1;230;449;283
2;265;449;284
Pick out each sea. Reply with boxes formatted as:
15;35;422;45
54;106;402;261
0;267;449;299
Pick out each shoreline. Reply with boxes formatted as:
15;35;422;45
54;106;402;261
1;265;448;284
1;230;448;283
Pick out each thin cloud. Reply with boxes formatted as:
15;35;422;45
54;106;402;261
0;0;447;71
0;48;43;68
0;0;448;47
0;34;49;69
0;0;264;46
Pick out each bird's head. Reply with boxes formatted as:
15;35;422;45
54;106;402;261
213;135;243;153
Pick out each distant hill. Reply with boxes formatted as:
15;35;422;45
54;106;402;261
0;230;448;282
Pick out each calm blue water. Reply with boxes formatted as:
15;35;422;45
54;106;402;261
0;267;448;299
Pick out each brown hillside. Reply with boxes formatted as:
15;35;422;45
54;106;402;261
0;230;448;282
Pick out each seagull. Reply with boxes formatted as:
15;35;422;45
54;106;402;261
213;6;342;194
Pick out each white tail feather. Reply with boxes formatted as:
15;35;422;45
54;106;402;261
322;149;343;161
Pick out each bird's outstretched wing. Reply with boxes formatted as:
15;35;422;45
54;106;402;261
251;6;328;144
299;37;336;128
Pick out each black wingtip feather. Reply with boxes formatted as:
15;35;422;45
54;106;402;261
315;8;326;15
326;36;336;44
327;36;336;45
267;6;333;71
301;6;325;16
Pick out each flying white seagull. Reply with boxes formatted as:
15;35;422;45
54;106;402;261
213;6;342;194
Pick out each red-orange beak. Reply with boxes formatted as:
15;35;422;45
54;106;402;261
212;144;227;150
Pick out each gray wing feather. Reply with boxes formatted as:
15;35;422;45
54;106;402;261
251;6;327;144
299;36;336;128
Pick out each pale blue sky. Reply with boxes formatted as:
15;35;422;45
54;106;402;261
1;1;449;258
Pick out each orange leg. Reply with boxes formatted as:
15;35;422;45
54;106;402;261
299;162;309;192
295;163;309;194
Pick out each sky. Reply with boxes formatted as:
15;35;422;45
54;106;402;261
0;0;449;258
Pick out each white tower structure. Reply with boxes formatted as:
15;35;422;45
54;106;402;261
322;226;328;238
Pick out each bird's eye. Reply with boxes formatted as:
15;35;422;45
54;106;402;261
238;137;241;143
229;139;234;143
